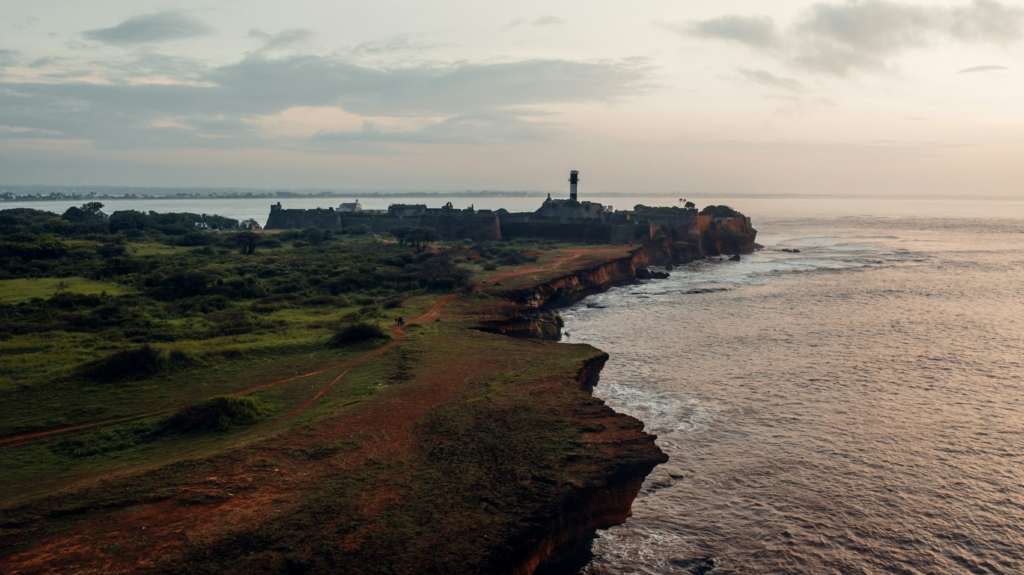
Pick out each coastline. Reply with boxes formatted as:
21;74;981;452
0;245;668;575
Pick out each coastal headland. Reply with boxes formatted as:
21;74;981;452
0;208;680;574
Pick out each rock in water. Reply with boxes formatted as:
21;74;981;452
729;254;741;261
635;267;653;279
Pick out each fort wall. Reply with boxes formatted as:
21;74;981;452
264;201;755;255
265;208;341;230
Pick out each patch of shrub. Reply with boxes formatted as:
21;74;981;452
418;256;470;291
166;348;196;369
82;344;163;382
144;269;215;299
177;232;211;246
330;321;389;347
346;224;373;235
96;243;127;258
383;297;403;309
205;309;268;337
162;395;265;433
0;234;69;262
299;295;350;307
51;421;160;458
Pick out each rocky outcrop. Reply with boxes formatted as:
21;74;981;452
483;261;668;575
480;248;654;340
512;248;649;309
476;312;564;340
701;217;758;255
576;353;608;394
512;354;667;575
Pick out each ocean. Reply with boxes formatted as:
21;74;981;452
563;201;1024;574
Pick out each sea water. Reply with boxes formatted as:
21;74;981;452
563;205;1024;574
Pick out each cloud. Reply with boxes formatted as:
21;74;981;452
949;0;1024;42
29;57;61;68
11;16;39;30
737;69;804;92
349;34;439;57
0;49;19;67
310;111;559;146
957;64;1007;73
248;29;315;54
504;15;567;30
683;16;778;47
677;0;1024;76
533;16;566;26
0;55;650;150
206;56;650;117
82;11;214;46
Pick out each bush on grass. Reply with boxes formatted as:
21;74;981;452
330;321;390;347
162;395;265;433
82;344;164;382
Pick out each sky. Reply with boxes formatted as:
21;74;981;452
1;0;1022;195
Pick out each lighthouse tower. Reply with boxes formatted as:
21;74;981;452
569;170;580;201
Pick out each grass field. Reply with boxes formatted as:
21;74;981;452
0;277;133;304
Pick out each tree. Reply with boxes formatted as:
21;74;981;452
391;227;411;247
699;205;743;217
82;202;105;217
236;231;261;255
405;227;437;253
108;210;152;232
301;227;324;246
61;202;107;223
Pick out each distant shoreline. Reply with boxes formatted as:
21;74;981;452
3;188;1024;203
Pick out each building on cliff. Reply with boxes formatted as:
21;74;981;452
263;171;758;259
337;200;362;212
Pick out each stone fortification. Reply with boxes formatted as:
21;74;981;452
264;198;757;259
265;203;341;229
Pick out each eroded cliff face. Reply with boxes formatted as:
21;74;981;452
511;353;667;575
512;248;649;309
701;219;758;255
482;271;668;575
476;312;565;340
478;248;649;341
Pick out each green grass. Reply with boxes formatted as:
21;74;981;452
0;277;132;304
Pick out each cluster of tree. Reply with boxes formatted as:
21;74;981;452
699;205;744;218
1;203;259;247
633;204;697;215
391;227;438;252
